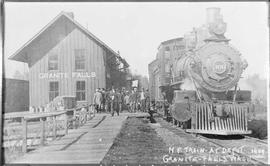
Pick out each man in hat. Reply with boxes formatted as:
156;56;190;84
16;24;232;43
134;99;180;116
145;89;150;112
140;88;146;112
93;88;102;113
124;91;130;112
117;89;124;113
105;88;111;113
110;88;119;116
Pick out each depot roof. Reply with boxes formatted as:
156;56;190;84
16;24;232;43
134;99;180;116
9;11;129;67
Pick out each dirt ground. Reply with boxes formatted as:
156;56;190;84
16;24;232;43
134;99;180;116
102;116;254;165
248;119;267;139
101;117;168;164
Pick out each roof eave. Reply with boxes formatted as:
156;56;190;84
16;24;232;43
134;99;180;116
9;12;67;63
9;11;125;65
64;13;119;57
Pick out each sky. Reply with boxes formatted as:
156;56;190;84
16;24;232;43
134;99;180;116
4;2;269;79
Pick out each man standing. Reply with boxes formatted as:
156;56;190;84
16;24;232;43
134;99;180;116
133;88;139;112
93;89;102;113
110;88;119;116
145;89;150;113
117;89;124;113
124;91;130;112
105;89;111;113
130;90;135;113
101;88;106;112
140;88;146;112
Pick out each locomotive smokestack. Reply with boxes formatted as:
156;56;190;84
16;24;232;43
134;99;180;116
206;7;222;24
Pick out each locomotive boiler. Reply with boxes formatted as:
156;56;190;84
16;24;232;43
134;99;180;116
150;8;252;135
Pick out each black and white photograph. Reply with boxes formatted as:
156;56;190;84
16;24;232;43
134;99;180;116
2;1;269;165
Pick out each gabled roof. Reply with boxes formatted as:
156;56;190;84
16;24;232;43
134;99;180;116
9;11;126;66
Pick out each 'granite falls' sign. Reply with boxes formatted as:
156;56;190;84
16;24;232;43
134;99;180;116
39;72;96;79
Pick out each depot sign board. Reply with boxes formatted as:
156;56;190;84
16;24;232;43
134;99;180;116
132;80;138;87
39;72;96;79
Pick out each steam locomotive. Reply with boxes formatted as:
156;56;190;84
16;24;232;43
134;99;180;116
149;8;252;135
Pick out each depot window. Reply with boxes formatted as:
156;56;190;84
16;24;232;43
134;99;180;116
75;49;86;70
49;81;59;101
76;81;86;101
48;54;58;71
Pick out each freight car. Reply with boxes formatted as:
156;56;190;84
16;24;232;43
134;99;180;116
149;8;252;135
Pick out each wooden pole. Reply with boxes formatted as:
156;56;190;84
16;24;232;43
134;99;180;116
64;113;68;135
40;118;45;146
53;115;57;140
88;105;91;120
86;106;89;121
84;108;87;123
22;118;27;153
73;109;76;129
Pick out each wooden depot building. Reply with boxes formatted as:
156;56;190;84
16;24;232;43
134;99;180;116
10;11;129;107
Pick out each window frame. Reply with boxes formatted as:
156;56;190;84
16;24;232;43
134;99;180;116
48;54;58;71
49;81;59;101
74;49;86;71
76;80;86;101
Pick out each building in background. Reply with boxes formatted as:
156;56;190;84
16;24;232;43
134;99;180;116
3;78;29;113
9;11;129;107
148;59;159;101
148;37;185;101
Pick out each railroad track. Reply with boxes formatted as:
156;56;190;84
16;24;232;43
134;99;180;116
154;114;268;165
244;135;268;145
194;133;268;165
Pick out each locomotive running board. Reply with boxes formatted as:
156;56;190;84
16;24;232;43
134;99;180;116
186;129;252;135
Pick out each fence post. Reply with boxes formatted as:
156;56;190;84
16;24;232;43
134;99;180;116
83;108;85;123
53;115;57;140
93;104;96;117
79;109;82;126
64;113;68;135
40;118;45;146
73;109;76;129
84;107;87;123
22;118;27;153
86;106;89;120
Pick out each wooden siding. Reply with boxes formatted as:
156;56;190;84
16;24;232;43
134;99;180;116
29;28;105;107
4;79;29;113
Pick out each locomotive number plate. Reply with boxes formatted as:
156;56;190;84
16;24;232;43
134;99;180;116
213;61;227;74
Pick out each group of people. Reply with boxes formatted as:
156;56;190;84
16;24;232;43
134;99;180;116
93;87;151;116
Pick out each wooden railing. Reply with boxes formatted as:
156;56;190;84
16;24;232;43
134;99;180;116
66;104;95;129
21;111;68;152
3;104;95;154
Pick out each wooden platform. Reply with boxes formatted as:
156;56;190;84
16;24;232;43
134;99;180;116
10;112;149;164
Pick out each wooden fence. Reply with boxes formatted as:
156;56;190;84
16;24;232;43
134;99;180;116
4;104;95;153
